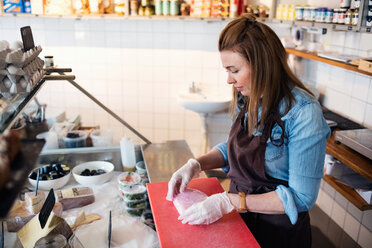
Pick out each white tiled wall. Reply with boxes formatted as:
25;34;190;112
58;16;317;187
1;15;371;247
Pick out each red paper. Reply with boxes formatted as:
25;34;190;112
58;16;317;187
147;177;260;248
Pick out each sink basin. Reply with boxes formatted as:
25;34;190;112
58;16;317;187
177;92;231;114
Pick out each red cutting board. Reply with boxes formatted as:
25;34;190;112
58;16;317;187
147;177;260;248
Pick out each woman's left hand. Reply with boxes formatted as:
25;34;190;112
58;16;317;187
178;192;235;225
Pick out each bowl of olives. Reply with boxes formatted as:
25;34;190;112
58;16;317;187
28;163;71;190
72;161;114;186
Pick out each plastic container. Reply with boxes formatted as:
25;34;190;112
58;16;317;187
90;129;113;147
125;206;145;216
122;197;147;208
118;172;141;188
119;184;147;200
36;131;59;150
63;130;87;148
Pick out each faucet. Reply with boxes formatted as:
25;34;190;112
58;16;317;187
189;81;198;93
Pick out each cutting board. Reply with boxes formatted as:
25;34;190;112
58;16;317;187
147;177;260;248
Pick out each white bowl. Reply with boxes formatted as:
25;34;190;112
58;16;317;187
72;161;114;186
28;165;71;190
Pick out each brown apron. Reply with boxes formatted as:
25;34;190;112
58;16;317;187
227;107;311;248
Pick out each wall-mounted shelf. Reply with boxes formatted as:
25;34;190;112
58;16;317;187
323;175;372;211
325;135;372;211
286;48;372;77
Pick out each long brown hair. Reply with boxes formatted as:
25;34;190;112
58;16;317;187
219;14;312;136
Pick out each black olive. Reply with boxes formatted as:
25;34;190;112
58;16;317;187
29;171;37;180
52;163;63;172
66;132;80;138
90;170;97;176
97;169;106;175
41;175;48;180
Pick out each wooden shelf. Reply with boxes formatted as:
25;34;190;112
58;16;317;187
286;48;372;77
326;135;372;182
323;175;372;211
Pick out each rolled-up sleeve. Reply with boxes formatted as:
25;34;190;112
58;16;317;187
213;142;230;173
275;102;331;224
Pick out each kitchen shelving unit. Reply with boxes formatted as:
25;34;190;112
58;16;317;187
285;48;372;77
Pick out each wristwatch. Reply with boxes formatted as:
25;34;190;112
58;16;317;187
238;192;248;213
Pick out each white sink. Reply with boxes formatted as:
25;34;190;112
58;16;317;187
177;92;231;114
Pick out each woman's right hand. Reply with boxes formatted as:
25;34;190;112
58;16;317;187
166;158;201;201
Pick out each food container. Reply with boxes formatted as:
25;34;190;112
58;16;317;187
141;209;155;229
119;184;147;200
28;164;71;190
63;130;87;148
135;161;147;178
125;206;145;216
90;129;113;147
72;161;114;186
122;197;147;208
118;172;141;188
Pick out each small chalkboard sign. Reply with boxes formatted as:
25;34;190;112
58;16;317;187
20;26;35;52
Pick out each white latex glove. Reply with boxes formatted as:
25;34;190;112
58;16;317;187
166;158;201;201
178;192;235;225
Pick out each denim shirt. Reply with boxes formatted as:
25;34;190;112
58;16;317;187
214;87;331;224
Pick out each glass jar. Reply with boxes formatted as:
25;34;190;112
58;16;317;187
295;6;304;20
325;9;334;23
366;16;372;27
351;11;359;25
353;0;360;8
345;9;353;25
138;6;145;15
309;7;317;21
162;0;170;15
130;0;139;15
340;0;351;8
170;0;179;16
154;0;162;15
44;56;54;67
338;8;346;24
180;3;189;16
333;9;339;23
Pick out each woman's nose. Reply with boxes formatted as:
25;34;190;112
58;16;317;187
227;74;235;85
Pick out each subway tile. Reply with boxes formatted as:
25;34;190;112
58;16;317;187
138;113;153;128
169;114;185;130
368;81;372;104
344;32;361;50
153;128;169;143
330;30;346;46
168;21;184;33
361;210;372;233
138;91;154;111
347;98;366;124
202;21;222;34
359;33;372;52
185;33;204;50
202;50;221;69
184;66;203;85
358;224;372;248
89;31;106;47
323;181;337;198
152;20;168;32
153;33;169;49
74;19;90;31
185;112;202;131
138;127;153;141
169;33;185;49
120;32;137;48
168;50;185;67
201;33;218;52
168;65;185;83
331;201;346;228
89;19;105;31
121;20;137;32
105;31;121;48
153;97;169;113
123;96;138;112
317;189;334;216
107;95;123;112
335;192;348;209
184;21;204;34
104;19;121;31
344;212;361;241
363;104;372;128
122;111;139;127
137;32;153;49
168;129;184;140
136;20;152;32
201;68;219;85
154;113;169;129
352;74;370;102
153;50;169;67
152;82;169;98
347;203;363;223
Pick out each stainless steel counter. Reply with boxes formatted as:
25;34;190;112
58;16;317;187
141;140;206;183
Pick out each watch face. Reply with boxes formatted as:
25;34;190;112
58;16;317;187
20;26;35;52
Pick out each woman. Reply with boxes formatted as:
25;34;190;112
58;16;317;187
166;14;330;248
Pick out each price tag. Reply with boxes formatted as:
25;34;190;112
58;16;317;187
347;26;353;31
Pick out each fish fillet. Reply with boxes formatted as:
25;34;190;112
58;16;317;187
173;189;208;215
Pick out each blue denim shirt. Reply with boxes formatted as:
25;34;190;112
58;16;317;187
214;87;331;224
